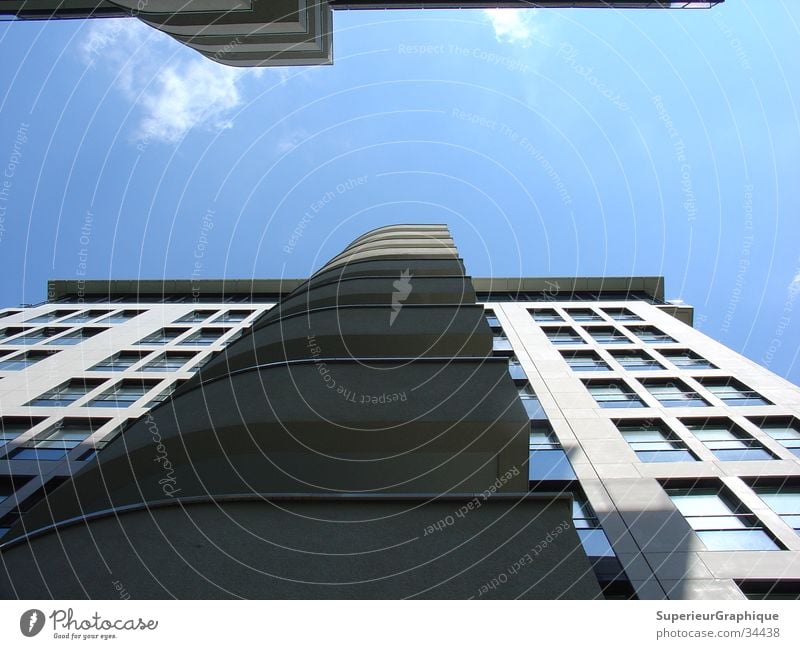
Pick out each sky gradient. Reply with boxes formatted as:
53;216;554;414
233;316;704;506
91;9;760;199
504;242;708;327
1;1;799;383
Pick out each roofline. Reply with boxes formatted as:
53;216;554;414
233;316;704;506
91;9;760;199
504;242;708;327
46;276;665;301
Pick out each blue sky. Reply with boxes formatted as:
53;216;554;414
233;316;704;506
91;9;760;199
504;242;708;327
1;1;799;383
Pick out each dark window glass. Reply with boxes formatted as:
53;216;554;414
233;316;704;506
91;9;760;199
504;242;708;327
611;350;664;371
657;349;716;370
618;421;696;463
562;352;610;372
666;486;779;551
529;424;576;481
642;380;708;407
700;379;771;406
0;351;57;371
684;419;774;461
585;381;645;408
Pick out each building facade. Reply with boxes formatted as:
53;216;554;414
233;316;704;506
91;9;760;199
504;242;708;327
1;1;724;68
0;225;798;599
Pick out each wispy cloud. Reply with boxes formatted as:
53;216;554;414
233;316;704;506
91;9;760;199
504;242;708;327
483;9;541;47
789;272;800;295
78;18;255;145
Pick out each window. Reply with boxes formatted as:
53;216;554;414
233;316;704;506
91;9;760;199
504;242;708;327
737;581;800;600
175;310;217;323
495;353;526;381
585;326;632;345
97;310;144;324
490;325;512;352
4;327;66;345
529;309;563;323
145;380;186;407
641;379;709;407
89;351;147;372
27;379;105;407
0;350;57;370
484;310;500;328
683;419;774;461
628;326;676;344
752;485;800;535
566;309;605;322
617;420;696;462
46;327;107;346
24;310;78;323
529;423;576;481
86;379;160;408
658;349;716;370
177;328;226;346
611;350;664;371
752;418;800;457
140;352;197;372
213;310;253;323
59;310;112;324
602;308;642;322
700;378;771;406
0;310;21;320
0;418;43;447
573;495;615;558
135;328;188;345
666;485;779;551
543;327;584;345
6;419;105;461
517;381;545;420
0;327;31;342
562;351;610;372
584;380;645;408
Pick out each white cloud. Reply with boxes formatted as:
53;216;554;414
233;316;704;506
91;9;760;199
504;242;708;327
789;272;800;295
483;9;540;47
78;18;254;145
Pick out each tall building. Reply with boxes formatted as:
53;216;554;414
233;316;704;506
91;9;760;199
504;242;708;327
1;224;798;599
1;1;724;67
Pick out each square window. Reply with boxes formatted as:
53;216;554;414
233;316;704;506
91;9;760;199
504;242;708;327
752;484;800;534
23;310;79;324
585;326;632;345
641;379;709;407
562;352;610;372
135;328;188;345
175;310;217;323
585;380;646;408
529;423;576;481
658;349;716;370
86;380;160;408
667;485;779;551
700;379;771;406
751;418;800;457
0;417;44;447
27;379;105;407
617;420;696;463
611;350;664;371
213;310;253;323
177;328;226;346
566;309;605;322
89;351;147;372
602;308;642;322
46;327;107;346
683;419;774;461
0;350;57;370
96;310;145;324
628;326;676;344
59;310;112;324
529;309;563;323
140;352;197;372
543;327;584;346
